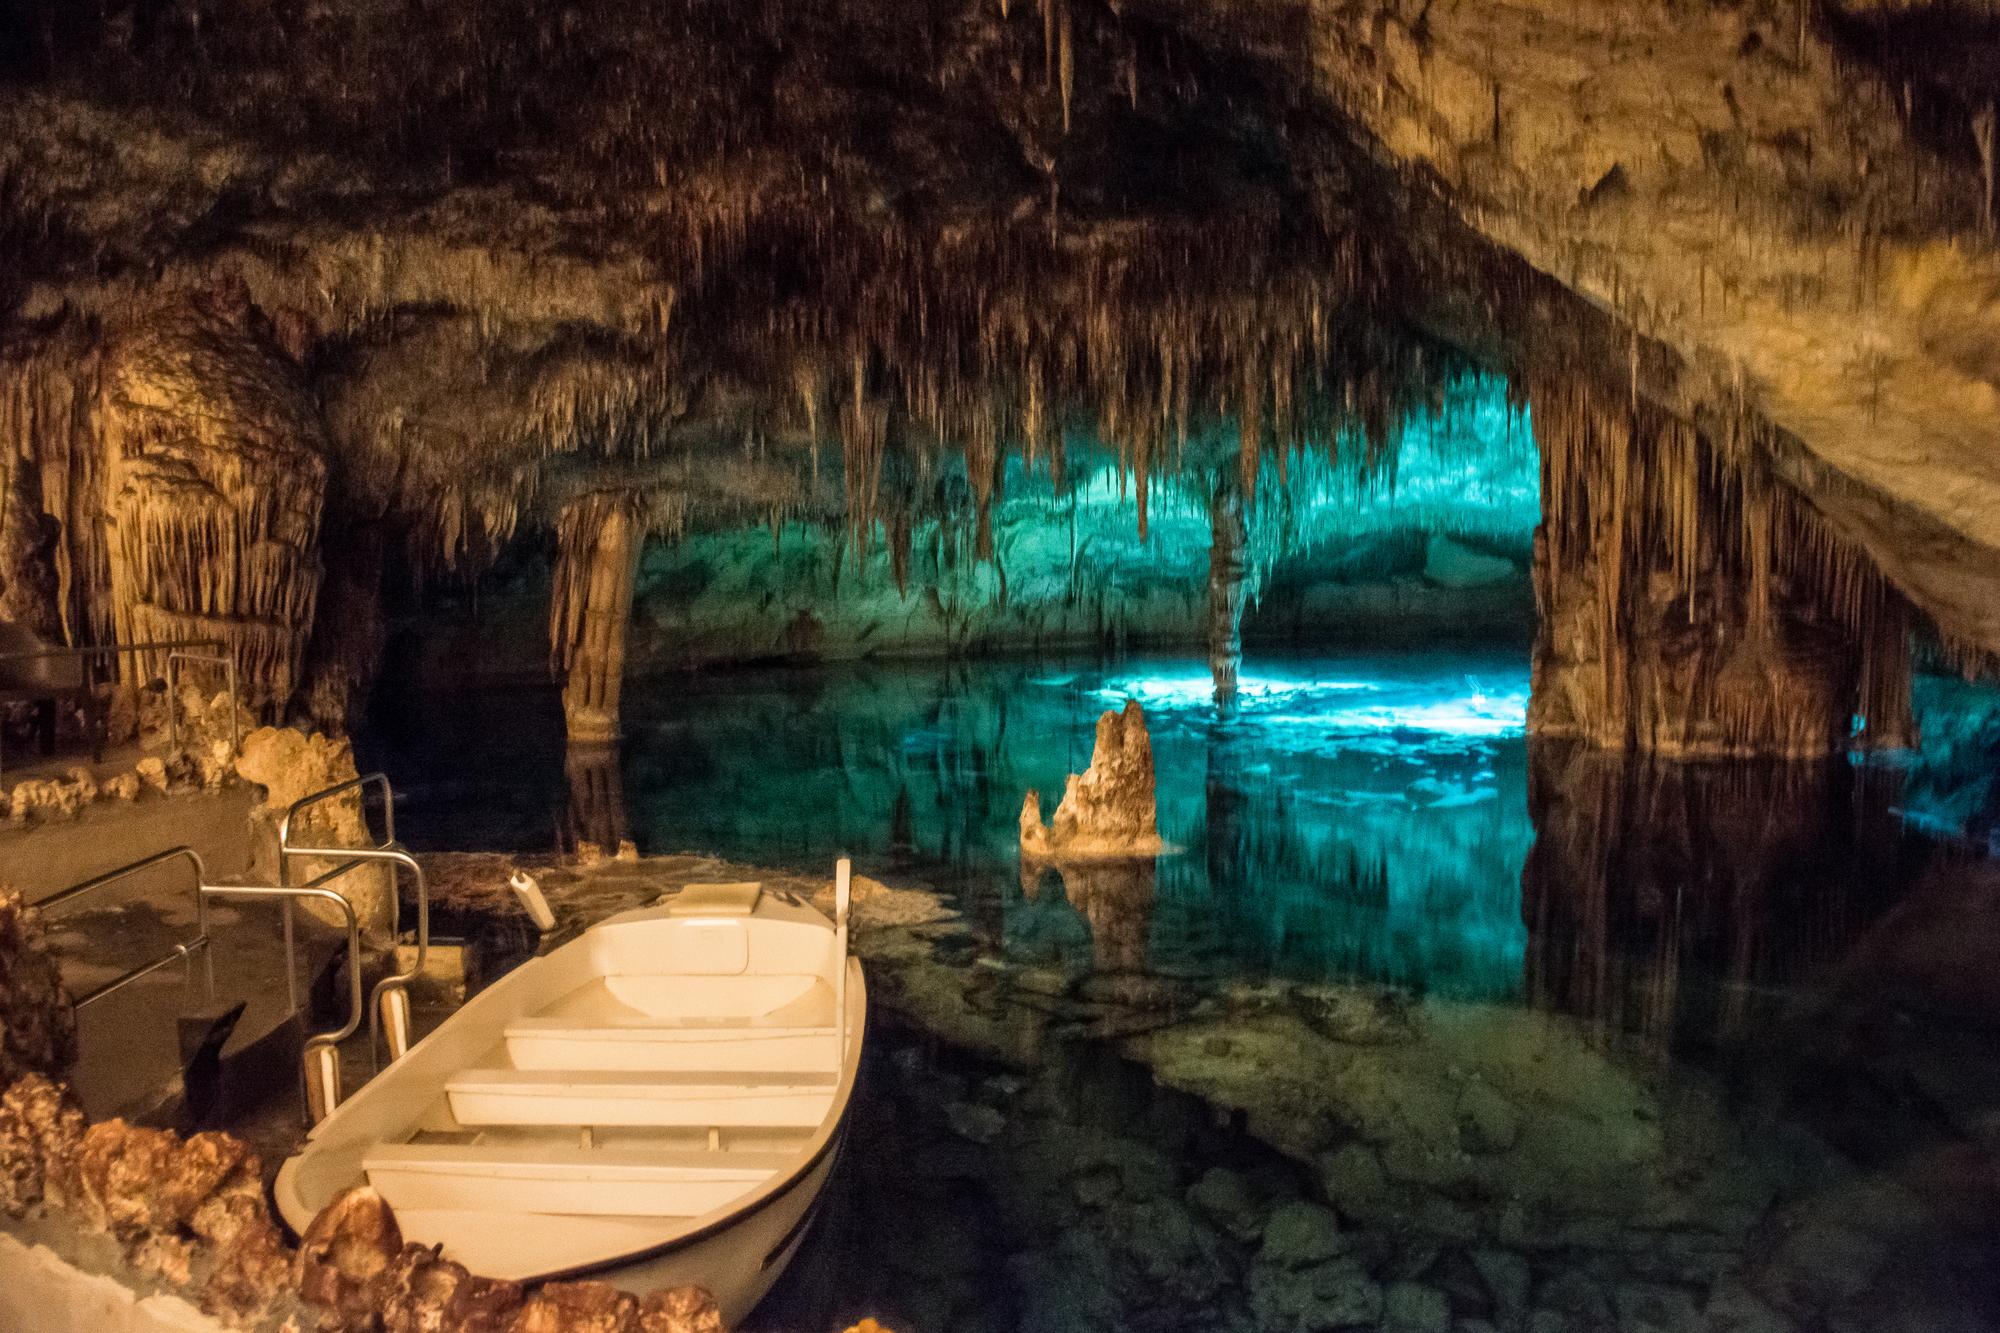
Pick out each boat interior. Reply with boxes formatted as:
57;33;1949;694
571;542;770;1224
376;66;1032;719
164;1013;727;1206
278;879;863;1279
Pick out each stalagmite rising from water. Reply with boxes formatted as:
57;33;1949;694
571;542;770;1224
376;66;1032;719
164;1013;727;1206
1207;485;1248;708
550;493;645;744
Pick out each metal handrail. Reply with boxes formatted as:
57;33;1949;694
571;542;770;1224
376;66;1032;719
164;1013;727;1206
38;847;213;1008
41;847;368;1126
283;843;428;1071
280;771;395;852
279;772;428;1072
0;637;234;779
201;872;365;1049
201;871;365;1125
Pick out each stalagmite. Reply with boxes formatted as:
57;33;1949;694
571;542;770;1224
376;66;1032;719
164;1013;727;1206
1206;484;1247;708
549;493;645;744
1019;700;1163;860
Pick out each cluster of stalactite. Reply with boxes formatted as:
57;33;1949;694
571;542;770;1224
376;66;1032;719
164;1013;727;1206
1528;374;1916;758
769;223;1445;559
0;282;326;715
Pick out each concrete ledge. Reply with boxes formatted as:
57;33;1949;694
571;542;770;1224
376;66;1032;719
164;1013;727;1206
0;1230;225;1333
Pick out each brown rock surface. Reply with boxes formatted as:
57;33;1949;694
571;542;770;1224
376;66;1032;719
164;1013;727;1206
1021;701;1163;860
0;886;77;1083
0;1071;85;1214
236;724;395;939
296;1184;405;1316
508;1281;640;1333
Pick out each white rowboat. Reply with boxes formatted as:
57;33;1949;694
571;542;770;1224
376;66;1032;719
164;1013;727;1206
274;864;865;1325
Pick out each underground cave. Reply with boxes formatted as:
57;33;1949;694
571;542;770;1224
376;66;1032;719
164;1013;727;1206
2;0;2000;1330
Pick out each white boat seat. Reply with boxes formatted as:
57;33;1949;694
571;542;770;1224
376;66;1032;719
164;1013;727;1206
364;1142;789;1219
665;882;763;915
504;1016;840;1073
445;1068;838;1129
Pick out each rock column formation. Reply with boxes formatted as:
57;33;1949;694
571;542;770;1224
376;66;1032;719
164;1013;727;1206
1528;377;1912;758
1020;700;1164;860
550;493;646;744
1207;485;1248;708
100;280;326;716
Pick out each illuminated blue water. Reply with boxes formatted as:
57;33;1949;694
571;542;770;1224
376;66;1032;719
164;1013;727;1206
369;649;1537;999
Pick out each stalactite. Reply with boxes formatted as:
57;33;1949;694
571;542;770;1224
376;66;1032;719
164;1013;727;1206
1528;373;1915;759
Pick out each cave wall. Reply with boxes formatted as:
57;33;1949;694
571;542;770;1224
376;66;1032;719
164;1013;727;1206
1300;0;2000;664
0;282;326;714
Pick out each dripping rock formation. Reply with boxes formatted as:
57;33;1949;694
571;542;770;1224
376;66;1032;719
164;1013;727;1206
1020;700;1164;861
0;0;1991;751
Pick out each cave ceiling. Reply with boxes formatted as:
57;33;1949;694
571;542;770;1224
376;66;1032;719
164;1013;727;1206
1;0;1999;664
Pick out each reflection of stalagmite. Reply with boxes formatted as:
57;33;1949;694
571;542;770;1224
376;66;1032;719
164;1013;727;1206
1049;859;1156;973
1207;485;1247;707
562;742;628;858
550;493;645;743
1020;701;1163;859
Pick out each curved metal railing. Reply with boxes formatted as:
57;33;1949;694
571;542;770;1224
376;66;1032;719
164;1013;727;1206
41;846;367;1125
39;847;214;1008
279;772;429;1075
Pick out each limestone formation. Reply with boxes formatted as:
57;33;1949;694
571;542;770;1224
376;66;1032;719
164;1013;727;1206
0;1071;85;1215
235;725;395;940
99;280;327;715
0;886;76;1083
294;1185;404;1317
1020;701;1163;861
551;494;647;744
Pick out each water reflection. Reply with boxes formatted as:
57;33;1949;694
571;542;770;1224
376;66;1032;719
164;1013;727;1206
1522;741;1924;1053
363;649;1989;1033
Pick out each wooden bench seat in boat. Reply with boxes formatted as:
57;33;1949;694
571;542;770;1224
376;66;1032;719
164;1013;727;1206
363;1141;793;1218
445;1067;839;1129
504;1015;841;1072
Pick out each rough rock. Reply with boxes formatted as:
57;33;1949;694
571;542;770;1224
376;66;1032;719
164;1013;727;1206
295;1185;404;1316
1186;1165;1266;1243
0;888;77;1083
235;724;394;939
507;1280;639;1332
1020;701;1162;860
101;770;141;801
1456;1082;1522;1156
943;1101;1005;1145
1317;1143;1394;1224
635;1287;725;1333
1383;1281;1453;1333
1307;1;2000;661
1250;1255;1384;1332
371;1243;526;1333
71;1120;250;1238
1259;1200;1347;1268
135;755;169;794
0;1072;85;1214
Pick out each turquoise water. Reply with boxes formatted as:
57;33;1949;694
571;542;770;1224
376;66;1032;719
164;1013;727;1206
369;650;1537;998
359;651;2000;1332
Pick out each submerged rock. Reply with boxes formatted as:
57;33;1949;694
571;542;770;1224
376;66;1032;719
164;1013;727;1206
1259;1200;1347;1268
1250;1255;1383;1331
1186;1165;1265;1242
